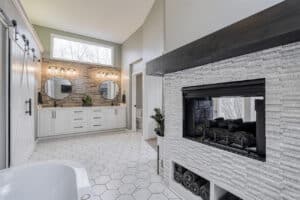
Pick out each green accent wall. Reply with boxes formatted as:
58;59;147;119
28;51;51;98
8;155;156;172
34;25;122;68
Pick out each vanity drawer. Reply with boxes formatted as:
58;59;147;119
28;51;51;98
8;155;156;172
72;124;87;133
71;120;87;127
92;109;103;113
90;110;103;122
90;123;104;131
72;109;88;121
91;116;103;120
72;117;86;121
72;125;85;129
72;110;86;116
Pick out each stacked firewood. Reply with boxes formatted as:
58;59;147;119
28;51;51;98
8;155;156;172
203;117;256;148
174;164;210;200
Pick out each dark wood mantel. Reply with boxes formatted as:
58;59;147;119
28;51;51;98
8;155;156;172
146;0;300;76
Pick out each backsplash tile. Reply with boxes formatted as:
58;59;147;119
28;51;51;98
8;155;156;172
41;58;121;107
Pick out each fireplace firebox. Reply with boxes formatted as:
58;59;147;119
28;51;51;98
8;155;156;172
183;79;266;161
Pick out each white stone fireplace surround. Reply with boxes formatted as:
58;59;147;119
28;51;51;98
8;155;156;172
161;42;300;200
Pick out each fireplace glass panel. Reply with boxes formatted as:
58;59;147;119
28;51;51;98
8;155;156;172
183;79;266;161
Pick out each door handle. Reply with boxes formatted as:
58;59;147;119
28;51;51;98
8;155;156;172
25;98;32;116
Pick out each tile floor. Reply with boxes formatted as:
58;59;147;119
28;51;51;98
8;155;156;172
28;131;181;200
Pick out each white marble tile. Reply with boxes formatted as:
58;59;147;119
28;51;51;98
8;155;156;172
133;188;151;200
116;195;134;200
134;179;150;189
92;185;107;195
149;183;166;193
149;194;168;200
107;180;123;190
122;175;137;184
118;183;136;194
101;190;120;200
28;132;180;200
96;176;111;184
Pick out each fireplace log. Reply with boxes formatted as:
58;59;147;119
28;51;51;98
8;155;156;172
174;171;183;184
207;128;256;148
215;117;224;122
207;118;244;130
228;123;240;132
238;122;256;134
199;182;210;200
190;179;207;196
206;119;218;128
218;120;228;129
220;192;243;200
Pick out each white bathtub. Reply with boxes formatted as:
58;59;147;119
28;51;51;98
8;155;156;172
0;161;91;200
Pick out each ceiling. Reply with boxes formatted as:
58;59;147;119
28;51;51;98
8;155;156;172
20;0;155;44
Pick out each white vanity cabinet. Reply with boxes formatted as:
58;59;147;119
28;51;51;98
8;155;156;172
38;106;126;138
38;109;55;137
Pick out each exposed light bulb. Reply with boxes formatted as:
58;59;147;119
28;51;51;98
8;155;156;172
66;69;71;76
96;72;101;78
60;68;65;74
54;67;59;74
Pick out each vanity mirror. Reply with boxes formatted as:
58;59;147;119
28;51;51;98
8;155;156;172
44;77;72;100
99;80;119;100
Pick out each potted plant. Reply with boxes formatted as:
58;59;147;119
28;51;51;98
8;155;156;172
151;108;164;137
82;95;93;106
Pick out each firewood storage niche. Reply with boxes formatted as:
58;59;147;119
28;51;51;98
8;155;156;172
182;79;266;161
174;163;210;200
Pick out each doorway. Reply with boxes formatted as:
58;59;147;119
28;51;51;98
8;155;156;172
132;73;143;132
131;60;144;133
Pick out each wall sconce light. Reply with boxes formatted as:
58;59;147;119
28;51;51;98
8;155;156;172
47;66;56;75
96;72;105;78
96;72;119;79
47;66;52;74
47;66;77;76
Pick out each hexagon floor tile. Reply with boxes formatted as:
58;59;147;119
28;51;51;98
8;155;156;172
28;131;181;200
92;184;107;195
149;194;168;200
121;184;136;195
133;188;151;200
107;180;123;190
149;182;166;193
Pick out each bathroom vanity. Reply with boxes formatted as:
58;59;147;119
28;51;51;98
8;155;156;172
38;106;126;138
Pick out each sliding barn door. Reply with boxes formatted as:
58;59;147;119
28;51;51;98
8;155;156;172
10;40;36;166
0;18;9;169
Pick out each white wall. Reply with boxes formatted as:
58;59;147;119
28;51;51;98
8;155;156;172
142;0;165;139
121;27;143;128
121;0;165;139
165;0;284;52
142;0;165;62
